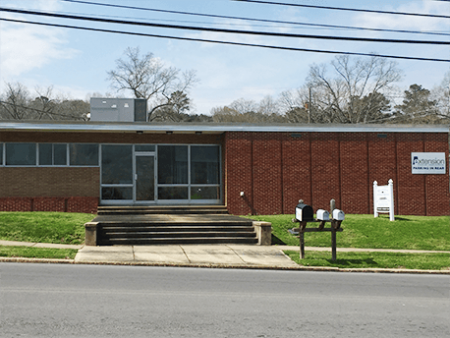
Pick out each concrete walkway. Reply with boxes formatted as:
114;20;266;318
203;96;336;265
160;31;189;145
1;239;449;268
74;244;299;267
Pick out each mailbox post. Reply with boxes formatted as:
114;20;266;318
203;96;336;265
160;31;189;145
292;199;344;261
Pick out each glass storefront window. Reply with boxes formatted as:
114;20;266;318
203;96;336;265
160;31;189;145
158;146;188;184
0;143;3;165
191;187;220;200
135;145;155;152
102;187;133;200
158;187;188;200
191;146;220;184
70;144;98;166
98;143;221;204
101;145;132;184
6;143;36;165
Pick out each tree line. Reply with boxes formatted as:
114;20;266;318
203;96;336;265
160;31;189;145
1;47;449;124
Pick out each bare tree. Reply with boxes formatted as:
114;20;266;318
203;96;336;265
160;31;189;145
108;47;197;120
0;82;30;119
305;55;401;123
211;97;286;123
0;82;89;121
279;88;310;123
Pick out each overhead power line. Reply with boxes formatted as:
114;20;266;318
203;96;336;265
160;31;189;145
232;0;450;19
1;7;450;45
61;0;450;38
1;17;449;63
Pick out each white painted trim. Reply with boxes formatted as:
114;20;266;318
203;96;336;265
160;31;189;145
0;121;448;134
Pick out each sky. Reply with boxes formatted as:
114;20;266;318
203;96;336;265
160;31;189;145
0;0;449;115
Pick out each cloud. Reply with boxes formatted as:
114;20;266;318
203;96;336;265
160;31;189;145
353;1;448;32
0;17;79;79
0;0;77;80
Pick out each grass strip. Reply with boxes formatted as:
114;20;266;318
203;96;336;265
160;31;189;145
246;214;450;251
284;250;450;270
0;245;78;260
0;212;94;245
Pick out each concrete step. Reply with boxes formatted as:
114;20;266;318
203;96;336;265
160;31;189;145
98;221;252;227
99;237;259;245
103;232;257;239
97;205;228;215
100;226;255;233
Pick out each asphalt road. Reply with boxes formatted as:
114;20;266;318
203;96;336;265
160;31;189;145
0;263;448;338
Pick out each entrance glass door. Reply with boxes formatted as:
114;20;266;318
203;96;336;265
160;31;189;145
135;155;155;202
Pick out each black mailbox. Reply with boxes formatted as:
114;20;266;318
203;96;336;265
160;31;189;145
295;201;314;222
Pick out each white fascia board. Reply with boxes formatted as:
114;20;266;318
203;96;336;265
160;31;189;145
0;121;448;134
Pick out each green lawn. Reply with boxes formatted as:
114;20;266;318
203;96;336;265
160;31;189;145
284;250;450;270
0;245;78;260
245;214;450;251
0;212;94;245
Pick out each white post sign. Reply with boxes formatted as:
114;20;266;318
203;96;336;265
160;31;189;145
411;152;446;174
373;179;395;221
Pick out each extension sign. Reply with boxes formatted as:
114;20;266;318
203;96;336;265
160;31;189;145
411;152;446;174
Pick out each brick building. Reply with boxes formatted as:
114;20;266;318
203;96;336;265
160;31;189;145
0;121;448;216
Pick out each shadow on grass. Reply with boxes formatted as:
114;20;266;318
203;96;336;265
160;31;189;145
391;216;413;221
271;234;286;245
328;258;377;266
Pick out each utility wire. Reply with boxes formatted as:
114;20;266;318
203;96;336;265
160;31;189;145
1;7;450;45
61;0;450;38
1;17;449;63
232;0;450;19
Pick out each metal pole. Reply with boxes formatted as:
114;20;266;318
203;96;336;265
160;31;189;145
299;231;305;259
331;228;337;261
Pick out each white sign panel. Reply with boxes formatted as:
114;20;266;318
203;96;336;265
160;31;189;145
411;152;446;174
374;180;395;221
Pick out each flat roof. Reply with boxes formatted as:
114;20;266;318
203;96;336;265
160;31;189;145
0;121;448;133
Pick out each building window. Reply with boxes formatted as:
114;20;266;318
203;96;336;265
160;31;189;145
158;187;188;200
38;144;68;166
191;146;220;185
69;144;99;166
0;143;3;165
102;187;133;200
5;143;36;165
191;186;220;200
158;146;188;185
101;145;132;184
135;145;155;152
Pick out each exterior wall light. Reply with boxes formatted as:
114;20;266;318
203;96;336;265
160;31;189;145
166;131;173;135
240;191;245;197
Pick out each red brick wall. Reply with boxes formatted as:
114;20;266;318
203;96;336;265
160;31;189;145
0;196;98;213
0;168;100;198
225;132;449;216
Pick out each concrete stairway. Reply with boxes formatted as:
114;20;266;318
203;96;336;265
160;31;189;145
94;206;258;245
97;205;228;215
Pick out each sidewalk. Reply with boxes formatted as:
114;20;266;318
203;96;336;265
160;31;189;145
74;244;299;267
1;240;449;270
